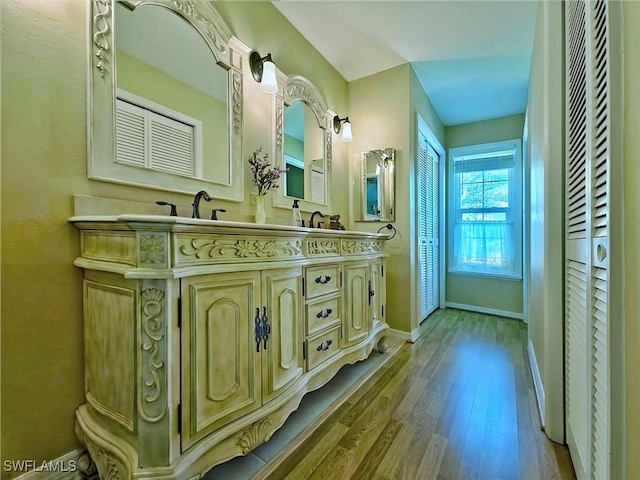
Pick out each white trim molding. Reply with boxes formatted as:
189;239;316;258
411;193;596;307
389;327;420;343
445;302;524;321
527;340;546;428
11;449;88;480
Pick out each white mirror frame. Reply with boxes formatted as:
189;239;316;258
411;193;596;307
88;0;248;201
361;148;395;222
272;73;333;212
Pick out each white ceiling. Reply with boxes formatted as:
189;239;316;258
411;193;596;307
272;1;538;126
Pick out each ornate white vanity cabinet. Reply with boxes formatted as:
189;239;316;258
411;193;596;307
71;215;389;479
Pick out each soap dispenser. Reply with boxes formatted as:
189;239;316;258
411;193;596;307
292;199;303;227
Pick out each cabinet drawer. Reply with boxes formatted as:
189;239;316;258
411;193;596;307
305;265;340;299
306;296;340;336
306;326;341;371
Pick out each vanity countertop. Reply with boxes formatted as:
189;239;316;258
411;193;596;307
69;214;393;240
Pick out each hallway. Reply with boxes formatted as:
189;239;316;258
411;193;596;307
258;309;575;479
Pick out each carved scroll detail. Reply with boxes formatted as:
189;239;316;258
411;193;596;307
92;0;111;77
180;239;302;259
307;240;339;255
286;83;325;124
139;288;167;423
342;240;382;254
171;0;227;55
275;100;284;152
95;449;120;480
238;417;273;454
325;128;333;170
232;71;242;134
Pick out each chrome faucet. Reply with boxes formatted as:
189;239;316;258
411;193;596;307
309;211;325;229
192;190;212;219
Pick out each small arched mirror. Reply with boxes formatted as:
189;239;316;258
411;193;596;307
273;74;333;212
88;0;247;200
361;148;395;221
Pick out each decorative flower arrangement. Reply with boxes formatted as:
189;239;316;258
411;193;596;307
248;147;286;196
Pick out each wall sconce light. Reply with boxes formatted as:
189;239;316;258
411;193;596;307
333;115;353;142
249;51;278;94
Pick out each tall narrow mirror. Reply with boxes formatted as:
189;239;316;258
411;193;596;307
88;0;247;201
361;148;395;221
273;74;332;212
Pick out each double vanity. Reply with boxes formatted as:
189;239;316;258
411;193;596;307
78;0;395;476
72;215;389;478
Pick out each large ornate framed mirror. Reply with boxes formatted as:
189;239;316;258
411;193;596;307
361;148;395;221
272;74;333;212
89;0;248;200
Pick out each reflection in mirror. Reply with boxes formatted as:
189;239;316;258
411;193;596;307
361;148;395;221
283;101;325;203
115;2;229;183
88;1;246;201
283;102;304;200
273;74;332;212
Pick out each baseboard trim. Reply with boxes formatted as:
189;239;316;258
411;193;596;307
527;340;546;427
12;449;86;480
445;302;524;320
388;327;420;343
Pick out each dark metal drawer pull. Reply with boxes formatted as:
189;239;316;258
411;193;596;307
255;306;270;352
261;306;270;350
316;308;333;319
316;339;334;352
315;275;331;284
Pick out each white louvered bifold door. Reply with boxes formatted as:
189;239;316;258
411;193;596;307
418;132;440;321
565;1;611;479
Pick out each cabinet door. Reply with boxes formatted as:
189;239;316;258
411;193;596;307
343;261;370;346
261;268;304;404
180;272;261;451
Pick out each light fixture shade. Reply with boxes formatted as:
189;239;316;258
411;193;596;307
260;60;278;94
341;120;353;142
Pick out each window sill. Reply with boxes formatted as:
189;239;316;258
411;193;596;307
447;269;523;282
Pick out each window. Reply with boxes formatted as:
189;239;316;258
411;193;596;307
115;89;202;178
448;139;522;279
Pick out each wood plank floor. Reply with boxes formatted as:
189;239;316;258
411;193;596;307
258;309;576;480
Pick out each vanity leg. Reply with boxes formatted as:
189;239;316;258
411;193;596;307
377;337;388;353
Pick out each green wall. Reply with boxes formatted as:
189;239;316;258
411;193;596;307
348;64;445;336
348;65;412;334
444;114;525;316
2;2;87;473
